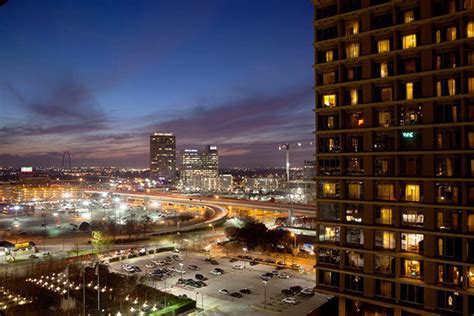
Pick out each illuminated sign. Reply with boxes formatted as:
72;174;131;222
209;146;217;150
20;167;33;173
402;132;414;138
184;149;198;153
15;242;30;249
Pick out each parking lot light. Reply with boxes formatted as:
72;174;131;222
263;280;268;309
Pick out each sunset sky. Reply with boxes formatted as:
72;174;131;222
0;0;314;167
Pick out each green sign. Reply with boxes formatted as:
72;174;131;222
402;132;414;138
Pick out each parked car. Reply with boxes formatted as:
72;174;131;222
290;285;303;294
232;264;244;270
277;273;290;279
301;288;315;296
229;258;238;263
195;274;208;281
281;289;293;296
211;268;224;275
240;288;252;294
282;297;297;305
218;289;230;295
188;265;199;271
230;292;242;298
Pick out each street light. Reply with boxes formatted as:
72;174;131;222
291;233;297;249
263;280;268;309
208;223;215;234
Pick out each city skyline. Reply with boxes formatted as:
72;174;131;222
0;0;314;168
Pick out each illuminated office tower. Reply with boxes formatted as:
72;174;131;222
150;132;176;184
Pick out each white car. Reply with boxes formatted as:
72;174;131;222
277;273;289;279
282;297;297;305
188;265;199;271
145;263;155;269
301;288;315;296
211;269;223;276
218;289;230;295
232;264;244;270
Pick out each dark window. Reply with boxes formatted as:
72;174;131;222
319;114;339;131
437;263;462;286
316;26;338;41
347;135;363;152
400;284;424;305
318;248;340;266
374;133;395;151
437;290;463;313
437;237;462;259
372;12;393;29
319;159;340;176
344;274;363;293
319;270;339;287
436;209;462;231
376;280;395;300
319;203;340;221
319;137;340;153
316;5;337;19
375;157;394;176
400;156;423;176
435;103;460;123
400;131;422;151
346;157;364;175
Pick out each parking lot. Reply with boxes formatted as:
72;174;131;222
109;250;329;315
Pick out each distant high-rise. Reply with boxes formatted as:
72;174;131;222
150;132;176;184
181;145;218;189
313;1;474;315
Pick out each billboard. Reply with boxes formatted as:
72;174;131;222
20;167;33;173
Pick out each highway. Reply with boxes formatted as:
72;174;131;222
85;189;316;216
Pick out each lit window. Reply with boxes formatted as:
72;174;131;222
402;34;417;49
380;62;388;78
323;94;336;107
446;27;457;41
379;208;393;225
375;231;395;250
348;182;363;199
469;213;474;232
469;132;474;148
406;82;414;100
345;20;359;35
436;30;441;43
327;116;334;129
322;182;336;196
346;43;360;58
401;233;424;253
467;22;474;38
350;89;358;105
448;78;456;96
377;39;390;53
436;81;442;97
468;267;474;287
404;10;414;23
404;260;421;277
468;77;474;93
405;184;420;202
325;50;333;62
378;111;391;127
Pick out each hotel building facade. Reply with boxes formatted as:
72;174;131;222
313;0;474;315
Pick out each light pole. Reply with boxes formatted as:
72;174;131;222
263;280;267;309
208;223;215;234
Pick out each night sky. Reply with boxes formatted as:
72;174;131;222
0;0;314;168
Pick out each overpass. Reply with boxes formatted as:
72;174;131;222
84;189;316;216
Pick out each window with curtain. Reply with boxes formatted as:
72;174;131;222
402;34;416;49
